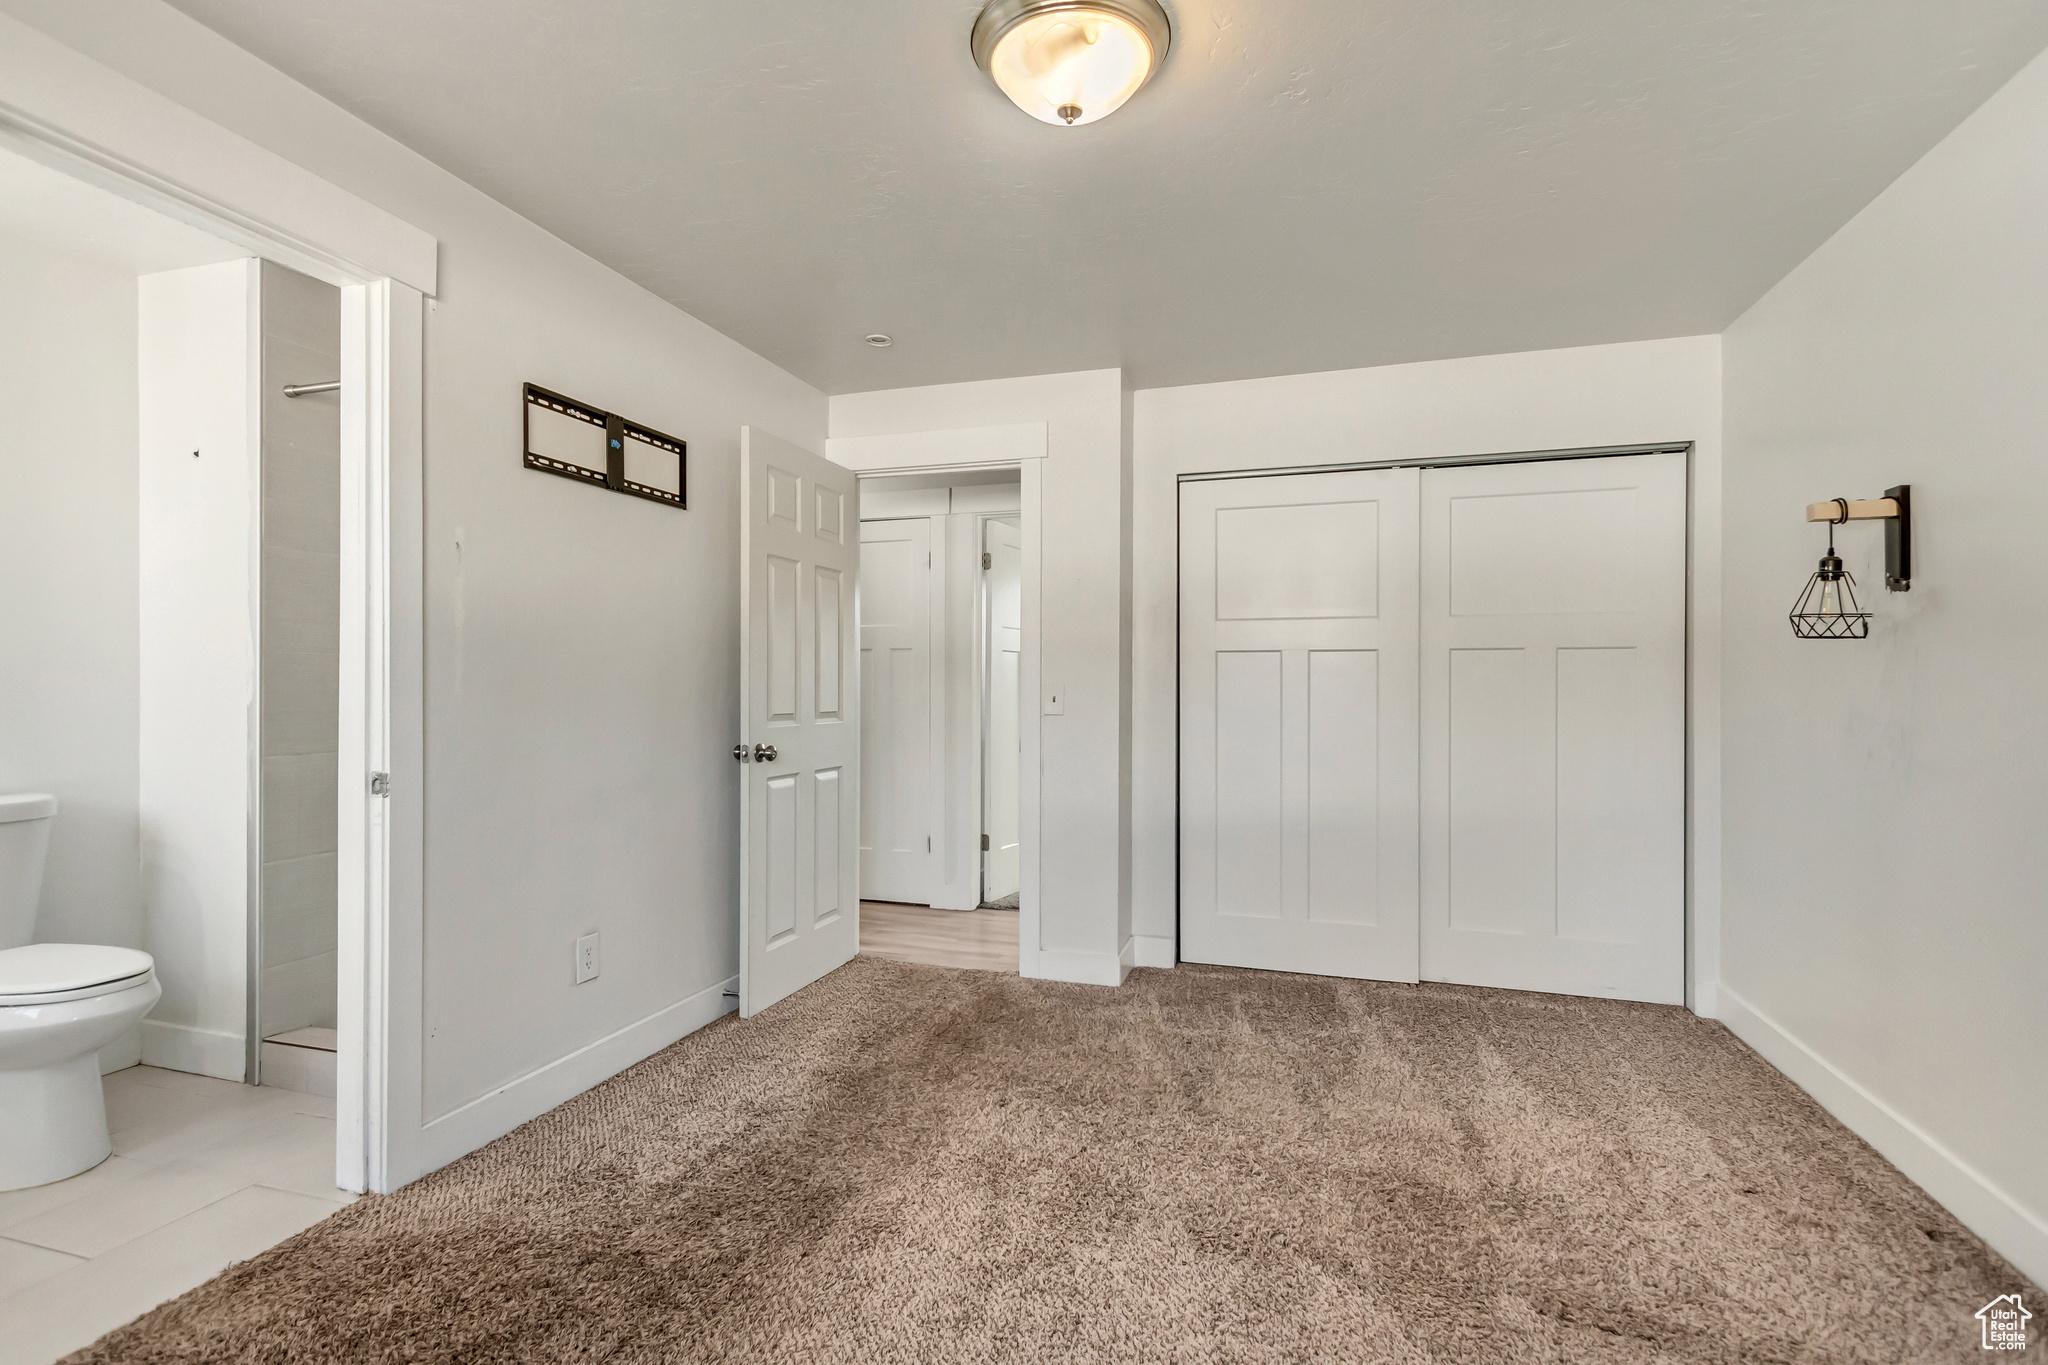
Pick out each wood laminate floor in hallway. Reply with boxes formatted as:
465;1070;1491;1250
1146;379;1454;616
859;900;1018;973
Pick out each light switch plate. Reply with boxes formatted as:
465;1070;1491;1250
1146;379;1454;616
575;931;600;984
1043;686;1064;716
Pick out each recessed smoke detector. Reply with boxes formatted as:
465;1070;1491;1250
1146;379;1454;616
864;334;894;348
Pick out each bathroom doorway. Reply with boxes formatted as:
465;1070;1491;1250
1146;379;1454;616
0;102;427;1194
0;145;352;1215
0;147;344;1091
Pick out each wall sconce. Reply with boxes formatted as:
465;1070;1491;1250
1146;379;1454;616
1789;484;1911;640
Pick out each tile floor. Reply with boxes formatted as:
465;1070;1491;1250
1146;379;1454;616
0;1064;352;1365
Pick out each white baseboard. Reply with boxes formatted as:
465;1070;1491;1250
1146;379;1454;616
1717;984;2047;1288
1131;935;1175;969
1029;949;1125;987
97;1025;143;1075
418;976;738;1175
141;1019;244;1081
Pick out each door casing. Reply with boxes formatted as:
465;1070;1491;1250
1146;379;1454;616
825;428;1048;977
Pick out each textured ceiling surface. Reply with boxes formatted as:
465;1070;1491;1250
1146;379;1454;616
167;1;2048;393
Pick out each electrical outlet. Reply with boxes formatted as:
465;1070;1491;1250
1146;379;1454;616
1043;686;1065;716
575;931;600;984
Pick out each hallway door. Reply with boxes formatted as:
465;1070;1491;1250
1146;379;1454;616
1419;453;1687;1003
1178;468;1423;980
739;428;860;1018
858;518;934;904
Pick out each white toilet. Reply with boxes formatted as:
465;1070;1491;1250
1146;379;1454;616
0;794;161;1191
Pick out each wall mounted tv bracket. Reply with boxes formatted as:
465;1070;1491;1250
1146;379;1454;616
523;382;686;509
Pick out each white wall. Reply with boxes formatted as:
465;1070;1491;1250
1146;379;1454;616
1719;46;2048;1287
831;371;1130;978
137;258;258;1081
413;199;821;1136
0;230;143;956
1131;337;1725;992
3;2;827;1155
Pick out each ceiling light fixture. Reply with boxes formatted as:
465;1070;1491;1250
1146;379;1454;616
864;334;893;348
971;0;1171;127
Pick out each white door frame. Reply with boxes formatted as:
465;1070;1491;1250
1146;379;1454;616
0;21;436;1194
1175;442;1696;999
826;425;1045;976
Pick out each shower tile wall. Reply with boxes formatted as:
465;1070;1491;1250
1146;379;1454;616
259;261;340;1036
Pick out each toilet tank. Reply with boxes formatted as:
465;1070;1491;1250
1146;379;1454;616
0;794;57;950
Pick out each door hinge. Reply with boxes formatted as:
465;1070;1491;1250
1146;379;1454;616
982;552;992;570
981;834;990;851
369;771;391;797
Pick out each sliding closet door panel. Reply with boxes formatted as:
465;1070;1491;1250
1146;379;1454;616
1213;650;1284;921
1421;453;1686;1004
1445;646;1542;935
1307;649;1379;926
1180;468;1420;980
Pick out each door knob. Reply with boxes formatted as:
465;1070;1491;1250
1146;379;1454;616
732;744;750;763
753;743;778;763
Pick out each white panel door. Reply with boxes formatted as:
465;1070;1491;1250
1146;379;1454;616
857;518;933;904
1420;453;1686;1004
740;428;860;1018
982;517;1022;902
1179;469;1421;980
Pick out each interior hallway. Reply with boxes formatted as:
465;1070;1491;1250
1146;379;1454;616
859;901;1019;974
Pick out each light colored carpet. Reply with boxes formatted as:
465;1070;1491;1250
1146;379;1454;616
68;958;2037;1363
983;891;1020;910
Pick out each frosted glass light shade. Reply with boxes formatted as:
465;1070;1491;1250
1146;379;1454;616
972;0;1171;127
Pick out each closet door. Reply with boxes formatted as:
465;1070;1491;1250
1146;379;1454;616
1179;468;1421;980
1419;453;1686;1004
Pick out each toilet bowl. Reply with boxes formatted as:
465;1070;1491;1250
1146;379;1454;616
0;794;161;1191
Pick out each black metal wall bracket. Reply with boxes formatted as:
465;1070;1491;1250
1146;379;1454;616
1805;485;1911;592
523;382;687;509
1883;484;1911;592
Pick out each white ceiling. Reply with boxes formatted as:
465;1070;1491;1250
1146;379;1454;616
0;147;245;276
166;1;2048;394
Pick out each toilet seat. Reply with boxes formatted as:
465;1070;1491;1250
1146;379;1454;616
0;944;156;1007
